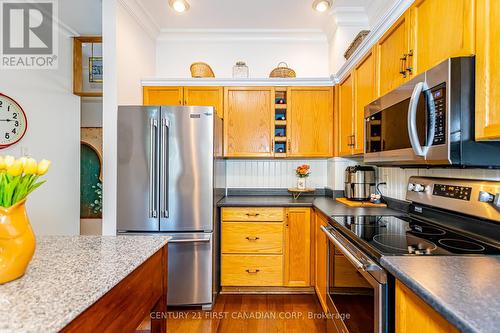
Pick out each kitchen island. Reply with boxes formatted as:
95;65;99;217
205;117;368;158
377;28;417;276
0;235;169;332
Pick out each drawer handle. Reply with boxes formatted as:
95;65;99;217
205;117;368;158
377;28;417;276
245;236;260;241
246;213;260;217
246;269;260;274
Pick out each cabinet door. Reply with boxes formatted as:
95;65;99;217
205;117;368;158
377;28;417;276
396;281;459;333
409;0;475;76
376;12;410;97
337;73;354;156
284;208;311;287
475;0;500;140
224;87;274;157
314;211;328;313
184;86;224;119
287;87;334;157
353;49;376;155
143;86;183;106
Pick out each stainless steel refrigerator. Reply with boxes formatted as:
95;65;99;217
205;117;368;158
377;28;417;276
116;105;225;310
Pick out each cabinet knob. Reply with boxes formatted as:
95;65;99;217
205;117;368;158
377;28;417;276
246;269;260;274
245;236;260;241
246;213;260;217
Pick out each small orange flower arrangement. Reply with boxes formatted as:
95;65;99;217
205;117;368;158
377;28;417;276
295;164;311;178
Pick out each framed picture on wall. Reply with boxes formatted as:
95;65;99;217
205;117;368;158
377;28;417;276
89;57;103;83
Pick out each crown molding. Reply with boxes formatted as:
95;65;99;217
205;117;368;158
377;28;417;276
324;6;369;41
157;29;328;43
142;77;335;87
118;0;161;40
333;0;413;82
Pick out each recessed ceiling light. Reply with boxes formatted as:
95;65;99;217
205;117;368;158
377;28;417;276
169;0;190;13
312;0;332;12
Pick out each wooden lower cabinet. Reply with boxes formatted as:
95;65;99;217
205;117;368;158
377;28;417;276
396;280;459;333
221;207;311;288
284;208;311;287
221;255;283;287
314;210;328;313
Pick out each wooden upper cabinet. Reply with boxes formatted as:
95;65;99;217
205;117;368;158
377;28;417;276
353;48;376;155
287;87;334;157
143;86;183;106
224;87;274;157
409;0;475;76
475;0;500;140
396;281;459;333
376;12;410;97
337;73;354;156
184;86;224;119
284;208;311;287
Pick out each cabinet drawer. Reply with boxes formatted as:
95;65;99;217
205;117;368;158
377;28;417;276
222;207;285;222
222;222;283;254
221;255;283;286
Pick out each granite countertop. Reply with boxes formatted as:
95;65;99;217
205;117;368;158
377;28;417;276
218;195;405;217
0;235;170;333
381;256;500;333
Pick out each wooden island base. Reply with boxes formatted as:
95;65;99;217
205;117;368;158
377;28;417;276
61;246;168;333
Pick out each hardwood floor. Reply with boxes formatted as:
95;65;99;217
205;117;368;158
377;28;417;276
138;294;326;333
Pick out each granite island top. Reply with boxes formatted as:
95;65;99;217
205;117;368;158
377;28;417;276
0;235;170;333
218;195;405;217
381;256;500;333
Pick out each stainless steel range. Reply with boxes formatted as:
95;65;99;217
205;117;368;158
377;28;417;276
322;176;500;333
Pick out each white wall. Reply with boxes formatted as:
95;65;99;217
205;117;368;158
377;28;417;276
328;24;369;75
155;30;330;78
102;0;156;235
0;29;80;235
81;97;103;127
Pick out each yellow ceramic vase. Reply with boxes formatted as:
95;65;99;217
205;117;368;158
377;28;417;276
0;199;35;284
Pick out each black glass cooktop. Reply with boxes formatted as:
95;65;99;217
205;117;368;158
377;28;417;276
331;215;500;257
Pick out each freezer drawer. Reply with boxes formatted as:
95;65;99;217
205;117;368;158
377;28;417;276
167;233;213;307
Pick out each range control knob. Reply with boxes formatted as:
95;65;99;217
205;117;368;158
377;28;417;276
414;184;426;192
407;183;415;191
479;191;500;208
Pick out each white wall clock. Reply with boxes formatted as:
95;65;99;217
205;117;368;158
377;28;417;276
0;94;28;148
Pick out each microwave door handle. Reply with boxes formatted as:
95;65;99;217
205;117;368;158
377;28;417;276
320;225;365;271
408;81;435;157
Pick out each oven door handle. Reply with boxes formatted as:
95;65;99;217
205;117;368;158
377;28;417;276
407;81;436;157
321;225;365;271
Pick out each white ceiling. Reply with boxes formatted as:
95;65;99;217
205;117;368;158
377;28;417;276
138;0;372;31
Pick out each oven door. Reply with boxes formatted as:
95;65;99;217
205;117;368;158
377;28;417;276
321;225;388;333
364;70;449;166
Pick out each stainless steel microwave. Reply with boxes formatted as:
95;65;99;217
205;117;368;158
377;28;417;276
364;56;500;167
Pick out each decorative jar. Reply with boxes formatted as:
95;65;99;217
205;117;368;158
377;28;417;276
233;61;249;78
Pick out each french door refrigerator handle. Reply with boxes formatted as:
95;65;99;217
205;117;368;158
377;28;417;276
407;81;436;157
149;118;158;218
160;118;170;218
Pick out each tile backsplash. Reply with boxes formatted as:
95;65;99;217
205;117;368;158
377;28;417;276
225;158;500;202
226;160;328;188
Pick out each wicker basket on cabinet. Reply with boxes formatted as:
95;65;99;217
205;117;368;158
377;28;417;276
190;62;215;78
269;62;296;78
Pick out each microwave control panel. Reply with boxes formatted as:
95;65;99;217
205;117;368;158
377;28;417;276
431;87;446;145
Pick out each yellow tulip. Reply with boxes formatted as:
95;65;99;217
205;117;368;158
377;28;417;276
37;159;51;175
4;155;15;168
23;158;38;174
0;156;5;170
18;156;28;167
7;160;23;177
